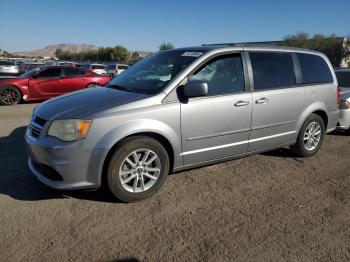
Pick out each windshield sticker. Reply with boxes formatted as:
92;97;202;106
181;52;203;57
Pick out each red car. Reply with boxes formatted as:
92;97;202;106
0;66;111;105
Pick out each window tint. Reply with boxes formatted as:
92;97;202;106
38;68;61;78
190;55;244;96
91;65;106;70
118;65;129;70
297;53;333;84
64;68;84;77
336;71;350;87
250;52;296;90
0;60;16;66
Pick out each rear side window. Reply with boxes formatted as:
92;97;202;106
64;68;85;77
297;53;333;84
250;52;296;90
336;71;350;87
38;68;61;78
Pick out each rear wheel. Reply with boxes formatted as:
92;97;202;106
86;83;96;88
0;86;21;105
107;136;169;202
291;114;325;157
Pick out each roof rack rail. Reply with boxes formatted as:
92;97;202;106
202;43;240;46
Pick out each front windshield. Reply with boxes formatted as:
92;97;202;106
19;67;41;78
108;50;205;94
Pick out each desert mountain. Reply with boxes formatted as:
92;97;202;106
13;44;98;58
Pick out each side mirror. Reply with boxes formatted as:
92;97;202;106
183;80;208;98
32;74;39;79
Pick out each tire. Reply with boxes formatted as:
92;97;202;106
291;114;325;157
107;136;170;202
0;86;21;105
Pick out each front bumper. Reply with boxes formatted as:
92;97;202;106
25;127;106;190
336;108;350;130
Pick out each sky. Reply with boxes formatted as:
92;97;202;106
1;0;349;52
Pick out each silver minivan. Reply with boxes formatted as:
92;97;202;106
25;45;339;202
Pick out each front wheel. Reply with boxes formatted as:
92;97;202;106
291;114;325;157
0;86;21;105
107;136;169;202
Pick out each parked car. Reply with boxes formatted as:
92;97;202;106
25;45;339;202
335;68;350;131
21;62;44;72
81;63;107;75
0;66;111;105
0;60;20;76
107;63;129;77
57;61;76;67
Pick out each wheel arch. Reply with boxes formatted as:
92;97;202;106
100;131;176;189
297;102;329;134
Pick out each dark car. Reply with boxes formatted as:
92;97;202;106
0;66;111;105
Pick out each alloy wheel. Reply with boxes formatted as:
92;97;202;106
119;149;161;193
303;121;322;151
0;87;20;105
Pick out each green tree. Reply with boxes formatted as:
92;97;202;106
159;42;174;51
283;32;344;66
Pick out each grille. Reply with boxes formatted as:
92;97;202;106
34;116;47;126
30;126;41;138
29;115;47;138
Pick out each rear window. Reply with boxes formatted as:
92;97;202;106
91;65;106;70
250;52;296;90
297;53;333;84
118;65;129;70
0;61;16;66
335;71;350;88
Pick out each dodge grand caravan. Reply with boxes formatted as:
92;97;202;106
25;44;339;202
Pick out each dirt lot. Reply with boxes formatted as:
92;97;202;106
0;103;349;262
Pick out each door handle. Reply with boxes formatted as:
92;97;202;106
234;101;250;107
255;98;269;104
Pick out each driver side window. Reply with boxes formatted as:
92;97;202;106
190;54;245;96
38;68;61;78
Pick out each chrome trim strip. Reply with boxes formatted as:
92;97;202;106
181;131;296;156
187;128;251;141
181;140;248;156
249;131;296;143
251;120;296;131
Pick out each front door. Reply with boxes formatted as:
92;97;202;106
180;53;252;166
28;67;63;99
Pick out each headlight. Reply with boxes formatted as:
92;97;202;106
339;100;350;109
48;119;92;141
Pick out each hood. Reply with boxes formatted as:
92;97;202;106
35;86;147;120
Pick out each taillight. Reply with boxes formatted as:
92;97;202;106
337;86;341;105
339;100;350;109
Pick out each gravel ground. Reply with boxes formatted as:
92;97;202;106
0;103;349;262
